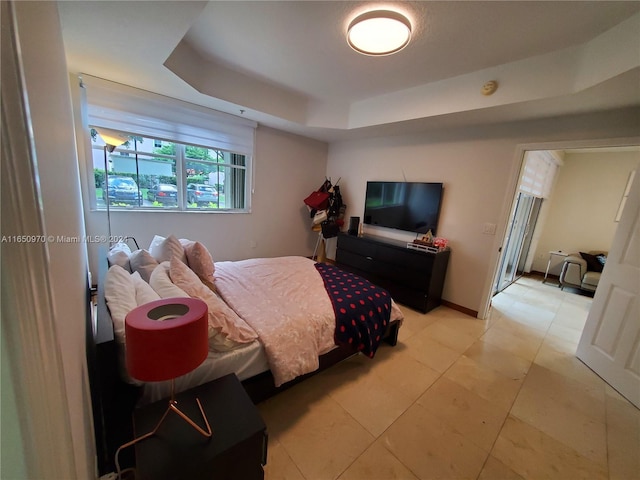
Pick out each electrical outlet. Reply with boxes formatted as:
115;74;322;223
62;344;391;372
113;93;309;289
482;223;497;235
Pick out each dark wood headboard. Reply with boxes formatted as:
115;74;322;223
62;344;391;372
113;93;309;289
86;248;139;475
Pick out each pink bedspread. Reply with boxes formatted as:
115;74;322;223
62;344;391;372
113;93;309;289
214;256;403;386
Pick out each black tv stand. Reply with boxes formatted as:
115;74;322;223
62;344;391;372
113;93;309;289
335;233;450;313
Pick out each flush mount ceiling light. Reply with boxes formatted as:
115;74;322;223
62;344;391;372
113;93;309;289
347;10;412;56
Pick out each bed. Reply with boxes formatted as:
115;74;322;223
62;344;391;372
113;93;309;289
88;236;403;475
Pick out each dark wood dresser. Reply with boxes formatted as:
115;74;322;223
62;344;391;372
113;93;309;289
335;233;450;313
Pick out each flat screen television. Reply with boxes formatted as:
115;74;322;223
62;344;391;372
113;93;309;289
363;181;444;235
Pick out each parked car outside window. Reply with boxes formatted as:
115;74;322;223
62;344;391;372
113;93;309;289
147;183;178;206
187;184;218;206
102;176;142;205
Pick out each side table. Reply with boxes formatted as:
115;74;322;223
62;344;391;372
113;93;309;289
134;374;267;480
543;250;568;285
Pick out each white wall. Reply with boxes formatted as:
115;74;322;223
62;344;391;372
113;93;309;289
327;109;640;314
13;2;94;478
531;150;639;273
83;126;328;276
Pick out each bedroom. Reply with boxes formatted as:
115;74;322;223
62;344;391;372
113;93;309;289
2;1;639;479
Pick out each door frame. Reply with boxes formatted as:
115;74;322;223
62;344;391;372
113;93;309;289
479;136;640;320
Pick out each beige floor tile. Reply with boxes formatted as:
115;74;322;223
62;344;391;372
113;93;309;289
605;388;640;480
362;347;441;401
510;364;607;466
403;331;461;373
270;393;374;480
463;339;531;381
553;300;590;330
519;289;564;311
534;335;604;389
419;320;480;353
545;321;584;344
395;305;438;341
337;440;419;480
261;276;638;480
381;403;489;480
329;365;416;437
490;293;517;311
492;415;608;480
444;354;524;411
417;377;509;451
477;455;525;480
317;351;377;388
264;437;305;480
502;300;556;331
490;314;548;338
498;282;531;298
258;373;332;438
480;320;544;362
438;308;492;333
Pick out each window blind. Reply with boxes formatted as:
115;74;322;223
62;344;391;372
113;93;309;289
520;151;560;199
81;74;256;156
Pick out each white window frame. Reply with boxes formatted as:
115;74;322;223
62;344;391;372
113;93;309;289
80;74;256;213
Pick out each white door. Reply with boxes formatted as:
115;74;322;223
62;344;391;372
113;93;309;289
577;168;640;408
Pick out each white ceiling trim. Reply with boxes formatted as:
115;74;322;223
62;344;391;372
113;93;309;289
163;12;640;131
58;1;640;143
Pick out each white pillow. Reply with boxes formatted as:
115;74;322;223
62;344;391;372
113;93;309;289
107;242;132;272
130;271;161;305
149;234;187;264
149;262;190;299
129;249;158;283
104;265;136;344
169;256;257;351
148;234;166;256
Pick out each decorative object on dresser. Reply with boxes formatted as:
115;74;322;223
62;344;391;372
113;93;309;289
336;233;450;313
134;374;267;480
347;216;360;236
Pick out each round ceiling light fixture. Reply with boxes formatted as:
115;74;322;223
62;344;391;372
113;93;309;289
347;10;412;56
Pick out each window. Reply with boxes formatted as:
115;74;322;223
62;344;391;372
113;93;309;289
81;74;256;213
91;130;248;211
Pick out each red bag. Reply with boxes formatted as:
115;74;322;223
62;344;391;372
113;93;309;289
304;190;330;210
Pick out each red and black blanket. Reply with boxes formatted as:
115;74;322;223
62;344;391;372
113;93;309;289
314;263;392;358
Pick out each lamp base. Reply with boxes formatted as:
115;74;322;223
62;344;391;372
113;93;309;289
167;397;213;438
115;392;212;478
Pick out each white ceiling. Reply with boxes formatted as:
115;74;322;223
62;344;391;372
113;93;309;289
58;1;640;142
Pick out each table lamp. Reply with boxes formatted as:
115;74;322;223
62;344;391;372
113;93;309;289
115;298;212;476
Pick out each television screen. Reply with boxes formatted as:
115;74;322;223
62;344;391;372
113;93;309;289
363;181;443;235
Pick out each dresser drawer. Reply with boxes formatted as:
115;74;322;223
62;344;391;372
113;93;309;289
335;249;376;274
375;244;434;271
338;234;378;257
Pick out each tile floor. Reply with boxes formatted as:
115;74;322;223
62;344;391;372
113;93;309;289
259;276;640;480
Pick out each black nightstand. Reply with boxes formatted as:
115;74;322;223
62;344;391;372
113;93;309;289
134;374;268;480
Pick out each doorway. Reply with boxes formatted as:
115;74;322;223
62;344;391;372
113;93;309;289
483;140;640;407
494;193;542;293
